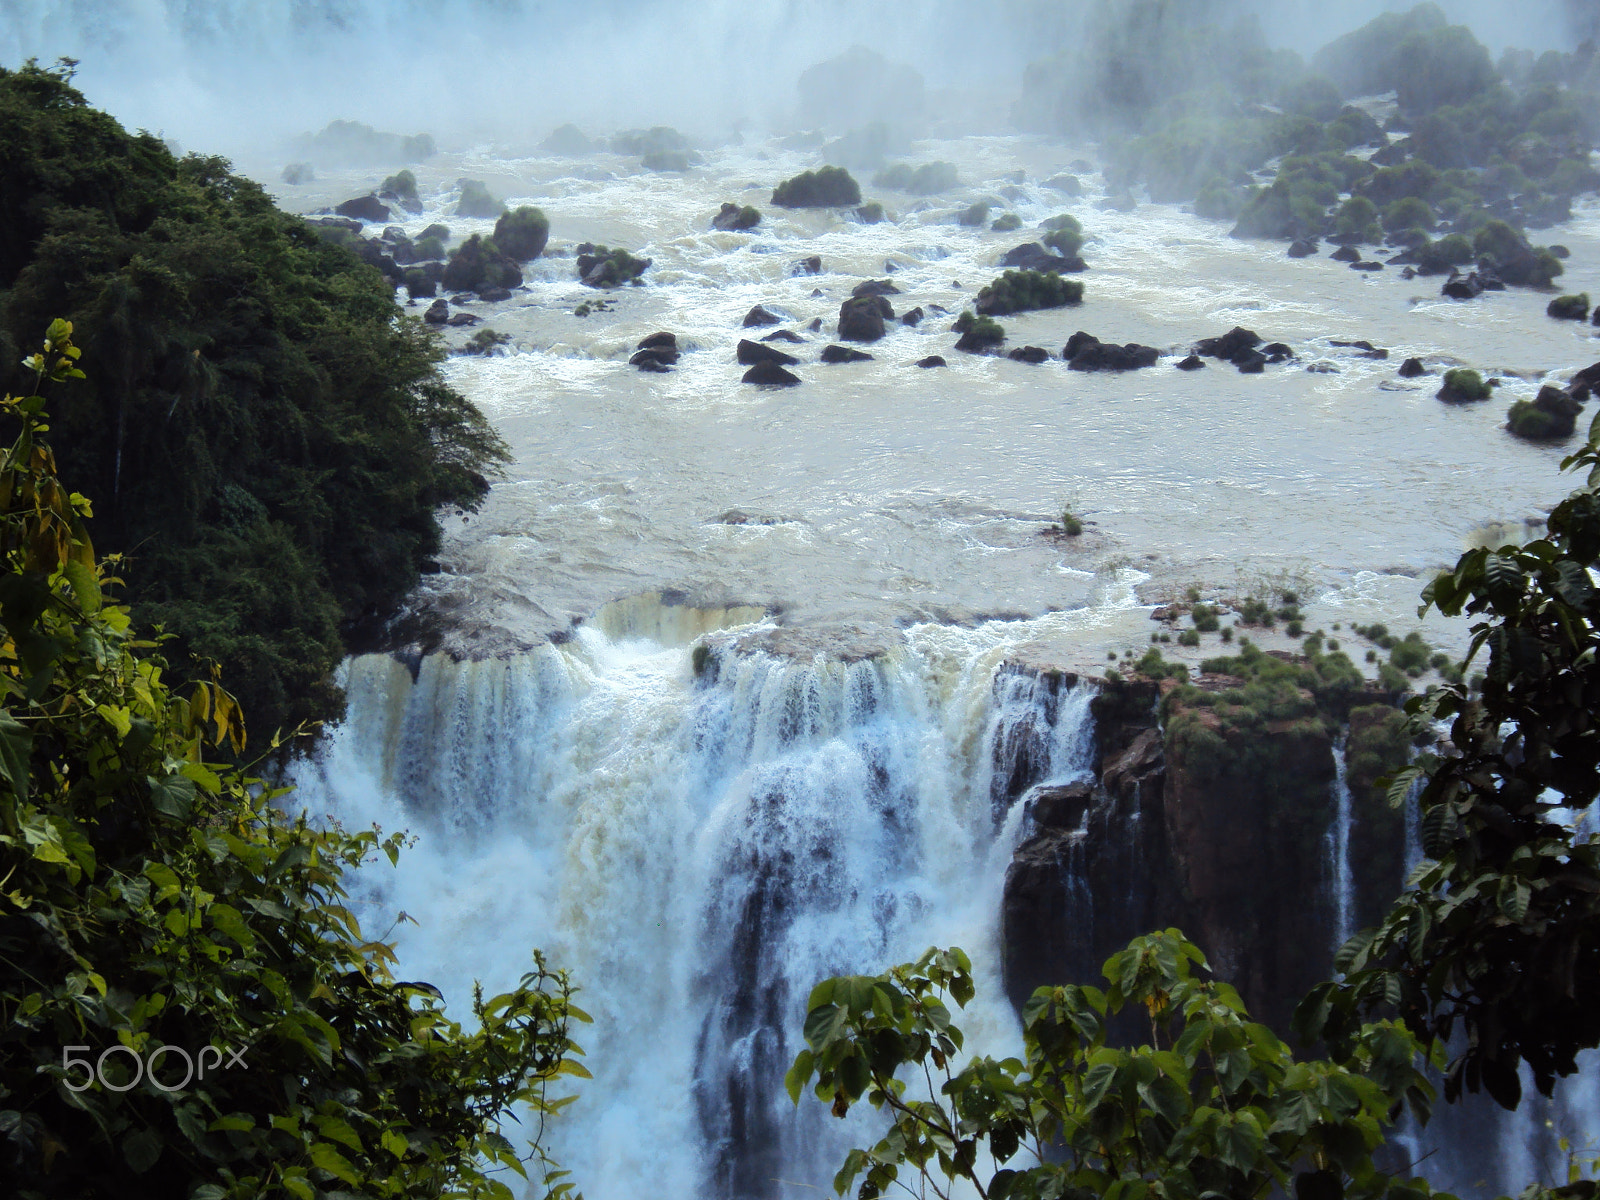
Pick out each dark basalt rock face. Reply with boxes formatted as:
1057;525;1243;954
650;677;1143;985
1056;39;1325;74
851;278;900;298
1064;333;1158;372
1176;354;1205;370
737;339;798;367
423;298;449;325
900;307;924;327
820;344;873;363
1398;357;1427;377
741;360;800;385
1330;244;1362;263
743;305;782;327
916;355;947;368
632;332;680;372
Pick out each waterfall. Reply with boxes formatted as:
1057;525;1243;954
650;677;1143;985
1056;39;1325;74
291;604;1100;1200
1327;733;1355;951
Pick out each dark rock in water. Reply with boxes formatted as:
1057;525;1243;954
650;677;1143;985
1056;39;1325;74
1306;360;1340;373
1549;293;1591;321
808;317;823;331
1398;357;1426;377
1008;345;1050;364
1568;361;1600;400
839;295;892;342
1551;245;1571;259
282;161;315;185
637;331;678;353
477;286;513;302
792;255;823;276
1330;245;1362;263
336;194;391;222
742;305;782;327
446;311;481;327
1043;173;1082;195
456;178;503;219
742;360;800;386
916;355;947;368
855;203;887;224
901;307;924;327
1099;192;1136;212
712;202;761;231
1352;260;1384;271
404;267;439;298
308;216;365;236
540;123;593;155
1508;384;1582;440
442;234;523;294
1065;334;1158;372
1235;350;1267;373
1262;343;1293;363
737;339;798;367
1401;266;1417;279
424;298;449;325
821;344;874;363
884;260;898;273
761;329;804;343
772;165;861;208
1194;326;1261;363
1287;239;1318;258
999;242;1083;273
630;350;674;373
1331;339;1377;352
811;288;824;298
494;207;551;261
1441;271;1485;300
852;278;900;298
1176;354;1205;370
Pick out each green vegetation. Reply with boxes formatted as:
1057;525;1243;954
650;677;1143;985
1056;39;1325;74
956;201;990;227
1191;603;1220;632
871;161;958;194
0;61;509;740
492;206;550;262
1177;628;1201;647
791;932;1444;1200
576;245;650;288
1414;233;1474;274
951;312;1005;353
1507;386;1582;441
1059;509;1083;536
463;328;511;355
771;166;861;208
411;234;447;261
973;270;1084;316
1383;196;1436;233
441;234;522;293
855;202;885;223
1438;368;1492;402
0;325;584;1199
1184;638;1367;724
1040;213;1084;257
990;212;1021;232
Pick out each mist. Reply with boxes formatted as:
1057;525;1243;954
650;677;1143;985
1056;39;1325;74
0;0;1584;174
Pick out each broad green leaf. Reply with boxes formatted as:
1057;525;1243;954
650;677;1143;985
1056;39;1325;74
804;1003;849;1051
0;710;32;798
310;1142;360;1185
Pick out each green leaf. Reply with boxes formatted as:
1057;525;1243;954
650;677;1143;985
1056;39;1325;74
804;1003;849;1051
148;773;196;821
310;1142;360;1185
124;1128;162;1173
207;903;255;950
0;710;32;798
786;1049;815;1104
62;559;100;612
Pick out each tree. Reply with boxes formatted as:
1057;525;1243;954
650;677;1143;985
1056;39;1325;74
1300;409;1600;1112
0;323;583;1199
790;931;1448;1200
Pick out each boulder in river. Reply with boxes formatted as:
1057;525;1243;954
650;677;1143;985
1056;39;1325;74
1008;346;1050;363
792;256;823;276
742;360;801;385
901;307;924;326
852;279;900;298
999;242;1083;273
1194;326;1262;364
743;305;782;327
1507;384;1582;440
1330;245;1362;263
772;165;861;208
335;194;391;223
423;298;449;324
713;202;761;231
1287;239;1318;258
761;329;805;343
456;178;503;219
1398;357;1426;377
1064;334;1158;372
637;331;678;353
839;295;892;342
737;339;799;367
1176;354;1205;370
916;355;948;368
493;207;550;261
821;344;874;363
630;350;674;372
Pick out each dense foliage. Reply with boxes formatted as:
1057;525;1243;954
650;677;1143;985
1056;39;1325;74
1301;411;1600;1111
0;325;584;1200
772;166;862;208
974;270;1084;317
0;61;509;742
791;931;1446;1200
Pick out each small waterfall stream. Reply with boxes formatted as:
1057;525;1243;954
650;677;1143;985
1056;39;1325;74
1328;733;1355;952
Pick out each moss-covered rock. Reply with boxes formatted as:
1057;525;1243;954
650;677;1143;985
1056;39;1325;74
455;178;503;219
991;212;1022;232
838;294;891;342
1507;384;1582;440
953;311;1005;354
540;123;593;155
957;201;991;227
610;126;688;157
1548;292;1591;321
973;269;1084;317
1437;367;1492;402
712;202;761;231
492;206;549;262
1474;219;1564;287
771;165;861;208
1414;233;1474;274
855;202;886;224
440;234;522;294
1040;213;1085;257
576;244;651;288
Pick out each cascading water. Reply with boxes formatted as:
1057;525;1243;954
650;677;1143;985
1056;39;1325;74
1327;733;1355;951
292;599;1108;1200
